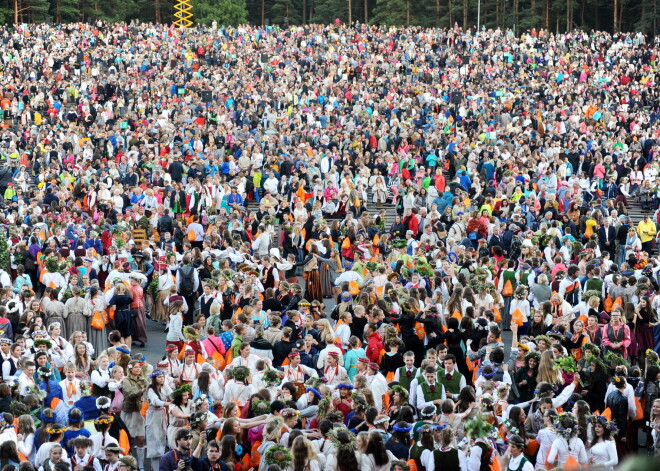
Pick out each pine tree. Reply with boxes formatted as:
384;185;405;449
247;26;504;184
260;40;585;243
194;0;248;25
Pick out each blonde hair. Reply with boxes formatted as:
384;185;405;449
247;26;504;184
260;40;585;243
537;350;560;384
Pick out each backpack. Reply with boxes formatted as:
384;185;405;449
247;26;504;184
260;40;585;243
502;279;514;297
179;266;195;296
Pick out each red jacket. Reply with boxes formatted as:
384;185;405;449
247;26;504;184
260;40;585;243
366;332;384;363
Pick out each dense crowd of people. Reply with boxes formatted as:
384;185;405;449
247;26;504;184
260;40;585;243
0;18;659;471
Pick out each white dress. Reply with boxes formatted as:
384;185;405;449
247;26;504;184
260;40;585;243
547;436;588;467
146;386;172;458
588;440;618;469
535;427;556;468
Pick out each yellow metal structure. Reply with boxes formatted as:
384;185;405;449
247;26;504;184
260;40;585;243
173;0;193;27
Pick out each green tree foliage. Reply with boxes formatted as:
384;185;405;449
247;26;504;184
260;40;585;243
0;0;654;34
194;0;248;25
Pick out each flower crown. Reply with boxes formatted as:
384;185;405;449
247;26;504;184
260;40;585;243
262;368;282;388
39;368;53;378
46;425;68;434
190;412;209;427
251;400;271;417
552;413;578;440
328;427;357;452
94;416;115;426
503;418;520;436
232;366;250;382
150;369;165;378
391;385;409;402
392;422;413;433
589;415;618;435
264;446;293;468
281;408;300;419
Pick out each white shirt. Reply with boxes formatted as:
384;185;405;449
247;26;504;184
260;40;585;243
422;446;467;471
547;436;588;467
35;443;69;468
506;454;534;471
334;271;364;286
588;440;618;469
416;381;446;411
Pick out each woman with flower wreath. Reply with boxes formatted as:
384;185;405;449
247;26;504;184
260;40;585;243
325;428;359;471
535;409;557;468
385;421;411;458
145;370;171;471
167;383;193;449
546;413;588;469
387;385;410;421
222;366;253;408
514;351;539;403
264;445;293;471
587;415;619;469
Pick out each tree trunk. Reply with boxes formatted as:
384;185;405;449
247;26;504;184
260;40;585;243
613;0;618;31
545;0;549;29
448;0;452;26
406;0;410;25
302;0;306;24
515;0;519;31
261;0;264;26
436;0;440;26
13;0;17;24
566;0;570;31
364;0;367;23
463;0;467;28
155;0;160;23
348;0;351;23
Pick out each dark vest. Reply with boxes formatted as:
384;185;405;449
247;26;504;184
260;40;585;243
262;266;276;290
397;366;417;392
475;442;492;471
421;381;443;412
91;368;111;397
200;296;215;317
3;357;18;377
433;448;460;471
438;370;463;395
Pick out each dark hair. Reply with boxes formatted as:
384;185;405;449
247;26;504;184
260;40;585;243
365;431;389;467
390;421;411;449
336;429;359;471
219;435;237;463
365;407;378;425
489;348;504;364
0;441;19;468
508;406;527;441
645;365;660;385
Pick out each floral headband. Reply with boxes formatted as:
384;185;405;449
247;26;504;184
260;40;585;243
589;415;618;435
46;425;68;434
150;370;165;378
94;416;115;426
281;408;300;419
392;423;413;433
